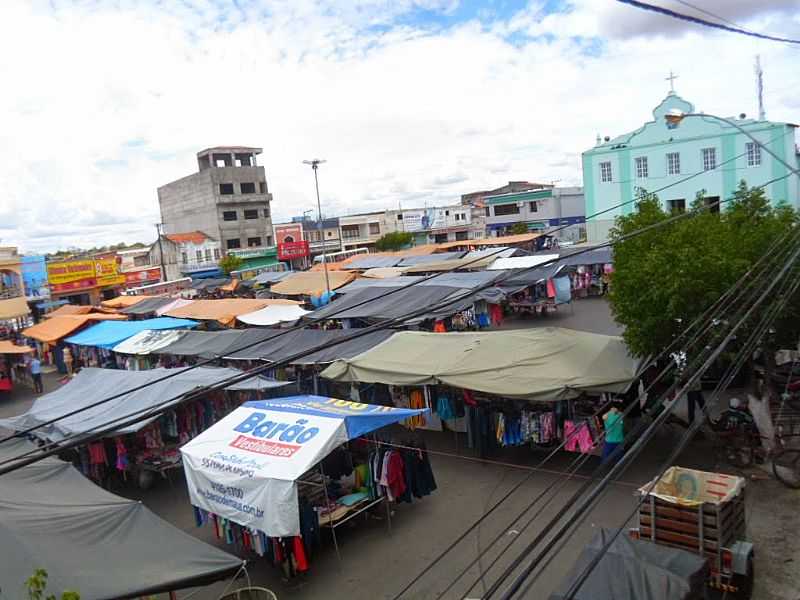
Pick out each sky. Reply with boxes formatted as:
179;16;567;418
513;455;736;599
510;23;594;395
1;0;798;254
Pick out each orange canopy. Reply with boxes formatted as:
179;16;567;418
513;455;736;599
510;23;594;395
269;271;355;296
0;340;34;354
164;298;299;326
100;295;150;309
23;313;127;343
0;297;30;320
45;305;94;318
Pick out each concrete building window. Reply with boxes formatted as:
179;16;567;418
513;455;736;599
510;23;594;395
746;142;761;167
285;235;296;243
599;161;612;183
702;148;717;171
196;250;202;262
485;207;491;216
181;252;188;264
434;233;448;243
666;152;681;175
219;183;235;195
342;225;360;240
667;198;686;213
247;237;262;247
214;248;220;260
493;203;520;216
456;231;469;241
266;235;273;246
368;222;380;235
234;153;253;167
226;239;241;250
259;182;267;194
635;156;648;178
397;214;403;220
240;182;256;194
223;210;237;221
205;249;211;261
529;201;538;213
263;208;270;218
243;209;259;220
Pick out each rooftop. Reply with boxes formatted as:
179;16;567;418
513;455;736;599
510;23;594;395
165;231;212;245
196;146;263;156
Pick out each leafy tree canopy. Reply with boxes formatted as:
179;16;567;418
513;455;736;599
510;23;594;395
509;222;530;235
219;253;244;274
26;569;80;600
609;182;798;358
375;231;413;252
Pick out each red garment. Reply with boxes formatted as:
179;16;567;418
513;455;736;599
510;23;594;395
385;451;407;499
546;278;556;298
462;389;477;406
489;304;503;326
293;536;309;572
433;320;446;333
88;442;107;465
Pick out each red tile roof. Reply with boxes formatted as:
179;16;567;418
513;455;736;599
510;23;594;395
165;231;208;244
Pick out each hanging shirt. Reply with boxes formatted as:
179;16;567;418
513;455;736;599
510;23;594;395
603;411;624;444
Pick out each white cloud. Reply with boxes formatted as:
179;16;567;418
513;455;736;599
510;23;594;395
1;0;798;252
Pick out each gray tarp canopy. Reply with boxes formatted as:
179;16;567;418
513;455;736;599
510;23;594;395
119;296;174;316
342;255;404;270
0;436;243;600
322;328;639;401
396;251;464;266
190;277;230;291
336;271;503;295
222;328;395;364
306;285;473;322
549;529;707;600
0;367;290;442
155;329;247;358
254;270;294;285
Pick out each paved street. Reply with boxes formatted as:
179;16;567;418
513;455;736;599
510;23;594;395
1;303;798;600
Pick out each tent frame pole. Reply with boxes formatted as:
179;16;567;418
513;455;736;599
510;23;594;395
318;461;343;563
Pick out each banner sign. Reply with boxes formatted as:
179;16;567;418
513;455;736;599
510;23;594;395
124;267;162;285
402;208;448;232
277;241;310;261
48;258;125;291
181;406;347;536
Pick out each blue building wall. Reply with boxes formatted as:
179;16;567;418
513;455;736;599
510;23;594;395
21;255;49;299
582;92;800;241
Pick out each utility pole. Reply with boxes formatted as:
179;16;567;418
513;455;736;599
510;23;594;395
302;159;331;297
755;55;766;121
154;223;166;282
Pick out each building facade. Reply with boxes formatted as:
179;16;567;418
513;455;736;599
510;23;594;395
460;181;553;207
117;247;162;289
483;187;585;241
147;232;222;282
46;255;126;305
582;92;800;241
158;146;275;253
395;205;484;244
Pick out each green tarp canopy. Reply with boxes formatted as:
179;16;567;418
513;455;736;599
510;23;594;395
322;327;638;401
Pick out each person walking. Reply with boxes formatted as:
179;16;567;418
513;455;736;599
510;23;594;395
602;405;624;464
30;354;43;394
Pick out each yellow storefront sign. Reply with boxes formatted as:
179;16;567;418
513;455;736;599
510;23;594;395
47;258;125;288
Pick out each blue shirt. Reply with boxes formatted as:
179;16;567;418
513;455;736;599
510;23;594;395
30;359;41;375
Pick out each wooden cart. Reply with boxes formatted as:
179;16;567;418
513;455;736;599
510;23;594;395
631;467;754;599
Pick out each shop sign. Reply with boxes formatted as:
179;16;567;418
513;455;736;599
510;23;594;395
277;241;310;261
124;267;163;285
401;208;448;232
48;257;125;292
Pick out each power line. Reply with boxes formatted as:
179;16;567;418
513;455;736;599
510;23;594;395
672;0;751;32
390;179;795;598
443;222;796;600
489;229;800;599
557;249;800;600
616;0;800;45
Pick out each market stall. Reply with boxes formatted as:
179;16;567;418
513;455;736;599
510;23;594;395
0;367;291;487
238;303;311;326
0;340;34;392
0;436;243;600
181;395;434;575
164;298;297;327
322;328;640;457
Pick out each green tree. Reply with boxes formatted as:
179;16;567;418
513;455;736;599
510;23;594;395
374;231;413;252
509;222;529;235
26;569;80;600
218;254;244;274
608;182;798;358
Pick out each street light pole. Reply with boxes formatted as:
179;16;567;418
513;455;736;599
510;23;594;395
154;223;166;282
664;110;800;179
303;159;331;297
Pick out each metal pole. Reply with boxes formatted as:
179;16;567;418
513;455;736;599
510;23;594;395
312;163;332;297
318;461;342;563
155;223;166;282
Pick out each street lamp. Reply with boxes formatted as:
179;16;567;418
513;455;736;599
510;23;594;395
302;159;331;297
664;109;800;179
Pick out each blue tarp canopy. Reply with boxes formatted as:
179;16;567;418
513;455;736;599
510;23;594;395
245;395;427;440
65;317;198;349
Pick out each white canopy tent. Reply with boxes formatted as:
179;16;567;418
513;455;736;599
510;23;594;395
181;396;425;537
237;304;311;326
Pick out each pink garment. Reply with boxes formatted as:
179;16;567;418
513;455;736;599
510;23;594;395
546;279;556;298
564;420;594;453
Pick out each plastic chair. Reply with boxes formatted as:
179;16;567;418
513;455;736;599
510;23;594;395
218;586;278;600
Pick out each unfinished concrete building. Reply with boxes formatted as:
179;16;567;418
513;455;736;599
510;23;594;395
158;146;275;253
